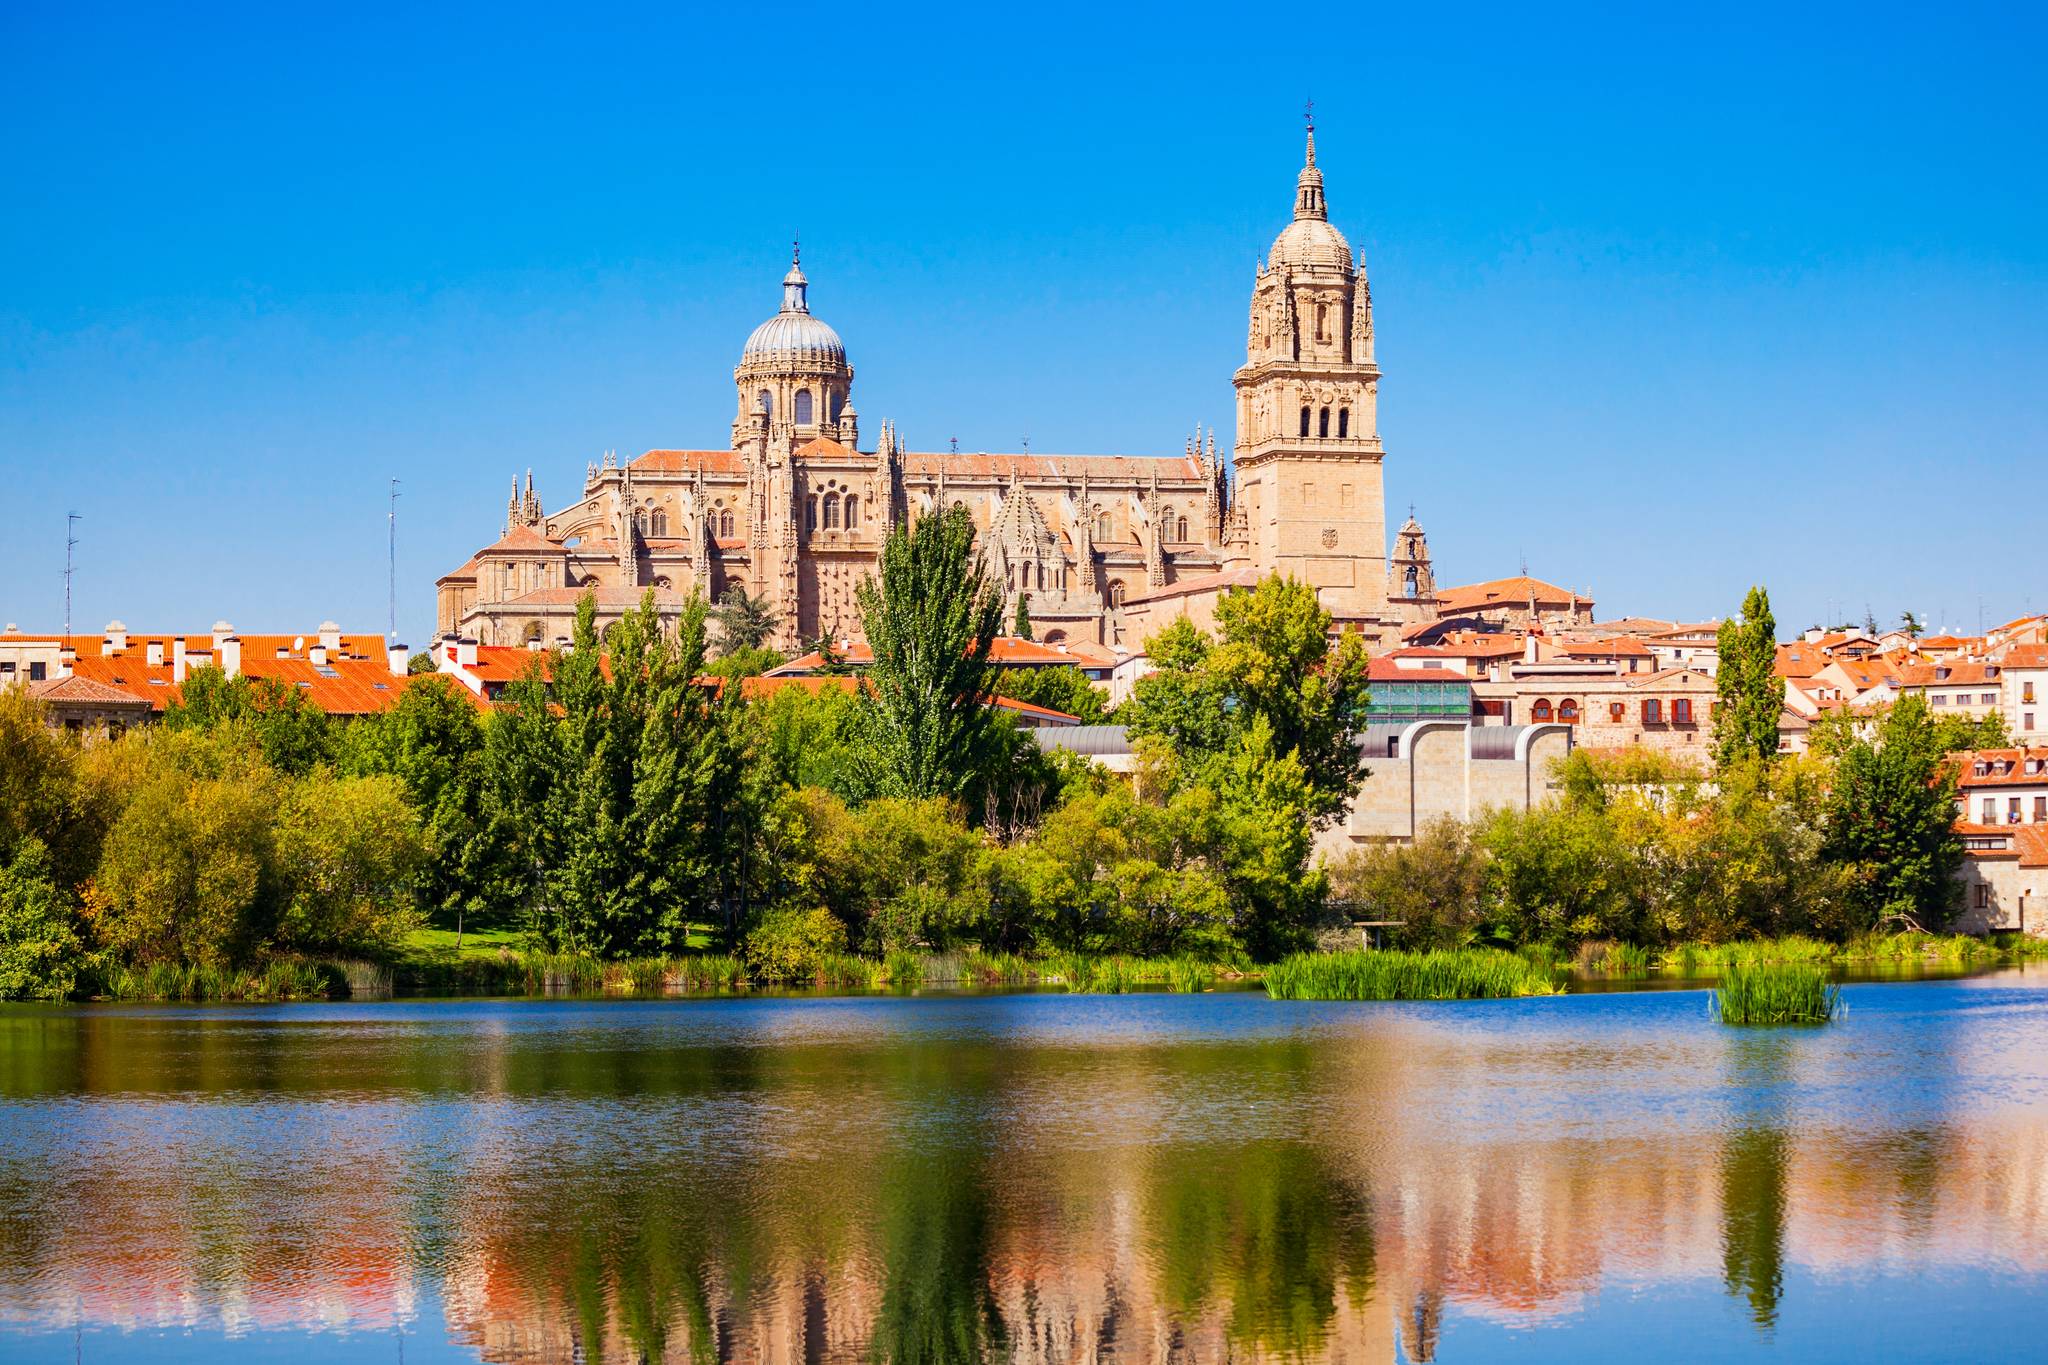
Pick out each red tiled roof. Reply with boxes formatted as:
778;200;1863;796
1434;576;1588;612
629;449;746;474
26;674;153;709
1559;637;1654;658
1898;661;2001;688
903;451;1205;481
1948;747;2048;790
1997;644;2048;668
768;635;1100;674
735;673;1078;723
0;630;387;665
1367;659;1469;683
791;436;861;460
475;524;570;556
1121;566;1263;606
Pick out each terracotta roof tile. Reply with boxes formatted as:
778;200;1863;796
1434;576;1588;612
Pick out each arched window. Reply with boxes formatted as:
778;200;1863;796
794;389;814;425
1318;407;1331;438
1316;302;1330;341
650;510;669;537
633;509;649;534
1176;515;1189;541
1043;629;1067;644
1109;581;1126;608
1404;566;1419;596
1338;408;1350;438
757;389;773;417
844;495;858;529
830;389;845;421
823;494;841;529
807;497;818;531
1299;406;1311;437
1558;699;1580;723
1531;698;1553;723
719;509;734;538
1097;512;1111;541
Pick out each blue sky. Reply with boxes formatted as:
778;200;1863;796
3;2;2042;645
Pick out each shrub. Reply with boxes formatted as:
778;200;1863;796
744;907;849;980
1326;816;1487;951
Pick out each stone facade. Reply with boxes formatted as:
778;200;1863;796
438;124;1401;653
1314;721;1575;855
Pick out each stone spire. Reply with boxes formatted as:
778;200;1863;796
781;238;809;314
1294;105;1326;222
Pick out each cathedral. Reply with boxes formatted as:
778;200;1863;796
435;122;1431;653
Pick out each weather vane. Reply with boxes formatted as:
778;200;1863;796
1304;97;1314;132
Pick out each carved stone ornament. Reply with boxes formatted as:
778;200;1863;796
1321;527;1338;549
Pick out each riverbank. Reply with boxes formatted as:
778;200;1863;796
66;930;2048;1003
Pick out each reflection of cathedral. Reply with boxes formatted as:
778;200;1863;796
436;121;1413;651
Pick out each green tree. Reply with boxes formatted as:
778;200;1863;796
406;650;441;675
0;839;84;999
163;667;332;775
1822;695;1963;929
1713;585;1781;769
0;686;96;889
1326;816;1489;951
336;676;514;938
1011;591;1033;640
853;504;1004;801
273;774;427;955
1124;574;1370;823
541;590;749;956
713;584;780;654
704;645;784;680
990;665;1108;724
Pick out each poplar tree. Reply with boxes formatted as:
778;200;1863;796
854;504;1004;801
1713;585;1781;769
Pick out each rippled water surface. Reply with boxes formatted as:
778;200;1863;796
4;969;2048;1362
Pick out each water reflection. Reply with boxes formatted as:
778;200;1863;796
2;979;2046;1362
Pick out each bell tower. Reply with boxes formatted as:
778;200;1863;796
1230;113;1390;630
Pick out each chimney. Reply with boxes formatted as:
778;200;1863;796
58;647;77;679
276;646;290;659
146;640;165;668
218;635;242;678
457;637;478;667
104;620;128;653
318;620;342;653
309;643;328;668
172;637;188;683
1524;634;1539;665
388;643;410;677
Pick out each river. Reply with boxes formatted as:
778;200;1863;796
3;969;2046;1362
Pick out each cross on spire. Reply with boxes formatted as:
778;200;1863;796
792;231;800;267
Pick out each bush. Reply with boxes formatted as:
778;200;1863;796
1326;816;1488;951
272;774;427;955
744;906;849;980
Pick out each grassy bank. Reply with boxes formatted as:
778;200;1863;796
1714;962;1841;1025
1265;948;1562;1001
95;958;392;1002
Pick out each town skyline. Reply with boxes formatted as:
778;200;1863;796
4;3;2043;644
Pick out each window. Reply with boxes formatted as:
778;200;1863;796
757;389;773;416
794;389;813;425
1558;699;1579;723
1531;698;1553;722
1338;407;1349;438
719;509;735;538
2035;796;2046;821
633;509;649;534
1981;693;1998;706
845;496;858;530
650;510;669;537
1976;884;1991;910
807;497;818;531
830;388;845;421
1318;406;1330;437
1609;701;1626;721
1097;513;1111;541
1983;797;1998;823
1109;581;1125;608
1932;694;1949;707
1300;406;1311;437
2009;797;2022;823
1315;302;1328;341
1176;515;1188;541
28;662;45;681
823;494;841;530
1404;566;1420;596
1643;698;1663;724
2026;682;2037;704
1673;698;1693;724
2027;712;2037;732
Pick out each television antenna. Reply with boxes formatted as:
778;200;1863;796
388;479;402;643
63;512;81;636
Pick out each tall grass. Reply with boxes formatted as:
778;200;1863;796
99;957;335;1001
1265;948;1561;1001
1713;962;1841;1025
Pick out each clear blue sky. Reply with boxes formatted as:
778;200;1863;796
3;1;2043;645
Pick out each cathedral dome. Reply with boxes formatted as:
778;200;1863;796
1269;217;1353;273
740;253;847;367
1267;120;1353;273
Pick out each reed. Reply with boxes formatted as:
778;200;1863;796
669;955;745;991
335;959;393;997
815;954;883;989
883;949;924;988
99;957;338;1001
1713;962;1840;1025
1264;948;1561;1001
